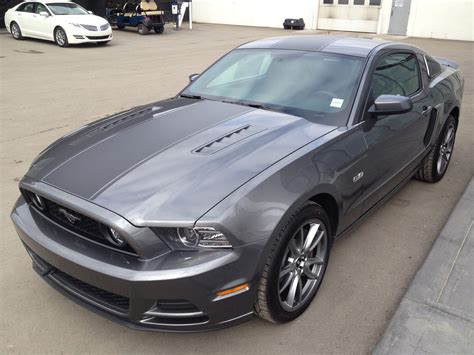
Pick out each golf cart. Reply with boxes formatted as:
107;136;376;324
113;0;165;35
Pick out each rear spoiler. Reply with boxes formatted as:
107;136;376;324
435;57;460;70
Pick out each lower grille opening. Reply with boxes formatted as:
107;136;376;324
87;35;110;40
142;300;209;326
142;315;209;326
157;300;201;313
50;269;130;314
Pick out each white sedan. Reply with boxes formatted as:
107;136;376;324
4;1;113;47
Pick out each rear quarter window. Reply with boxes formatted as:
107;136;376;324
426;56;442;78
17;3;35;12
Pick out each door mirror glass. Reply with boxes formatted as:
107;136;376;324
39;11;50;17
368;95;413;116
189;73;200;82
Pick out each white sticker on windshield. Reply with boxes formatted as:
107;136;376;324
330;98;344;108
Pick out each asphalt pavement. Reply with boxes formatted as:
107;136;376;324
375;178;474;354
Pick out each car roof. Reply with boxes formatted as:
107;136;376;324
238;35;391;57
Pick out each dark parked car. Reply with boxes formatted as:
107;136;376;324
11;36;464;332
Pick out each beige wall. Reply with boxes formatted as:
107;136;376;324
405;0;473;41
192;0;319;30
192;0;473;41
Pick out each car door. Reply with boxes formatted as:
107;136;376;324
30;3;53;39
360;51;433;211
15;2;36;35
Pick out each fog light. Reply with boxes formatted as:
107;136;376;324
106;227;127;247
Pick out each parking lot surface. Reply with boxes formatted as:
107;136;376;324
1;24;473;354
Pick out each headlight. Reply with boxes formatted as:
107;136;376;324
155;227;232;250
69;23;82;28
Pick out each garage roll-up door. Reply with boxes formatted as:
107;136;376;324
317;0;382;33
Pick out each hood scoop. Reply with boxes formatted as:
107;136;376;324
101;106;161;131
193;124;265;155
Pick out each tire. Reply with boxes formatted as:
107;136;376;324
154;26;164;34
54;27;69;47
254;203;333;323
415;115;457;183
116;24;125;29
137;23;149;35
96;41;110;46
11;22;23;40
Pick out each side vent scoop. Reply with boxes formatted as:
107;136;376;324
193;125;264;155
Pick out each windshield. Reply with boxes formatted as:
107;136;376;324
47;3;88;15
182;49;365;124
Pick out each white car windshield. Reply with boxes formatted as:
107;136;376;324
183;49;365;124
47;3;88;15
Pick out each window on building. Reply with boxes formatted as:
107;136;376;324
323;0;334;4
354;0;366;5
369;0;382;5
371;53;421;97
338;0;349;4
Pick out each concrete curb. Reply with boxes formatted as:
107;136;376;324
374;178;474;354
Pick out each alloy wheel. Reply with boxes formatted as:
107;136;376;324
437;122;455;175
55;29;66;46
11;23;20;39
278;220;328;312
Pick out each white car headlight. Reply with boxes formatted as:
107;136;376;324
69;23;82;28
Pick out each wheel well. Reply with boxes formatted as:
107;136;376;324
309;193;339;236
450;107;460;126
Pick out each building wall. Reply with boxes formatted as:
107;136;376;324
192;0;319;30
192;0;473;41
405;0;473;41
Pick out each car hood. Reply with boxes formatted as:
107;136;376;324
27;98;336;226
57;14;108;26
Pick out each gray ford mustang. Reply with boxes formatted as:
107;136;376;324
12;35;464;332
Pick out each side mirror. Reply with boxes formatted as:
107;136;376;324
39;11;49;17
189;73;200;82
368;95;413;116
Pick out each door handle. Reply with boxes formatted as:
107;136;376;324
422;106;432;117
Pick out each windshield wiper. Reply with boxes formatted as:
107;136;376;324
180;93;205;100
221;99;276;112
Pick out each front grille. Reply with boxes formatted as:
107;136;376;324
100;23;110;31
81;24;97;31
52;269;130;313
87;35;110;40
23;190;137;256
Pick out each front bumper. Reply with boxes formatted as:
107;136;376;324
68;28;113;44
11;196;261;332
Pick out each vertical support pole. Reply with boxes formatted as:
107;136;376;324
189;0;193;29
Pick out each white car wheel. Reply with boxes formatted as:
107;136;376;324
54;27;69;47
11;22;23;40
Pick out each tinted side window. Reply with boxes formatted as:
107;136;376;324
426;56;442;78
372;53;421;97
35;3;50;14
17;3;35;12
